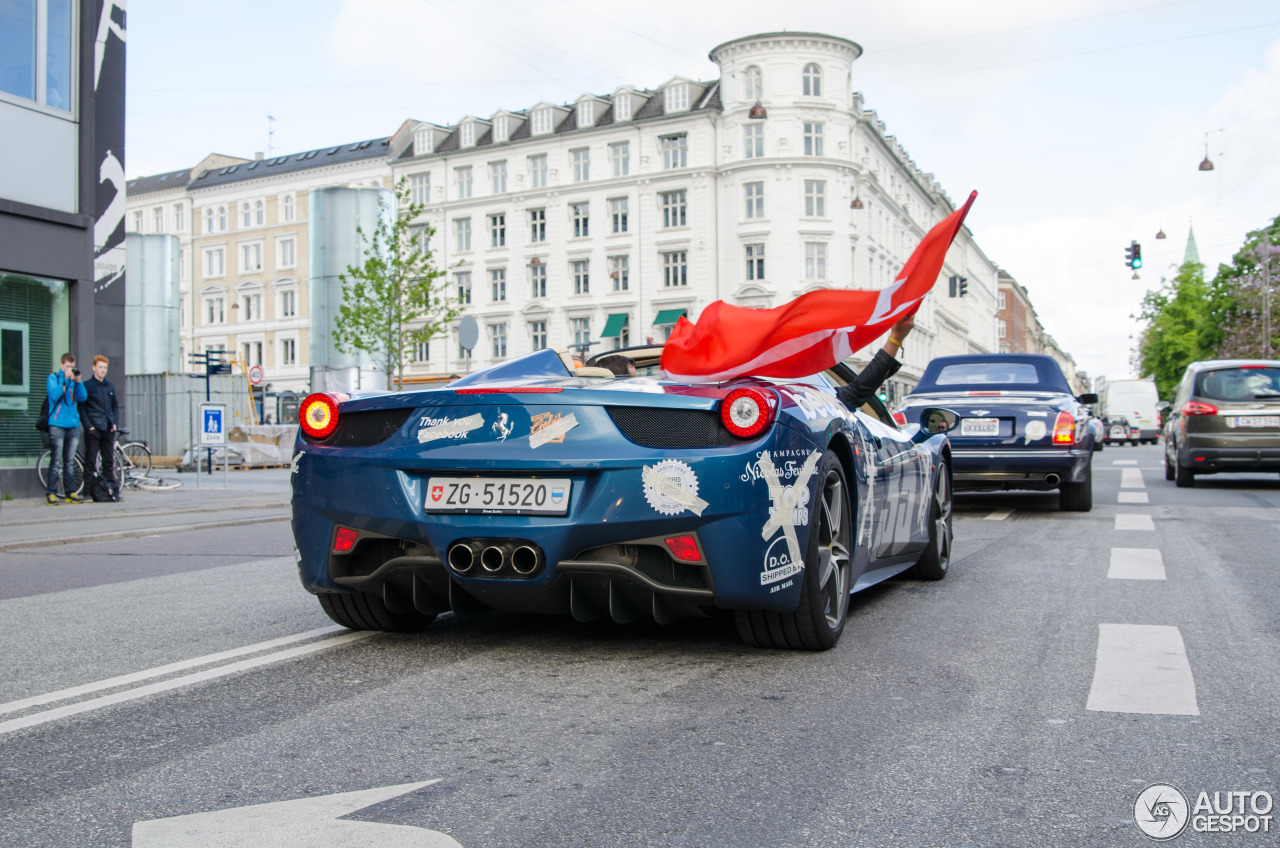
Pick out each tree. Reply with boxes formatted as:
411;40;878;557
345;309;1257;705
1206;216;1280;360
333;179;461;389
1138;259;1212;399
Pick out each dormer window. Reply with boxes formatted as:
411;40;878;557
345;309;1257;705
614;94;631;121
461;122;475;147
743;66;762;101
578;101;594;127
494;116;508;142
664;84;689;112
413;127;433;156
532;108;553;134
803;63;822;97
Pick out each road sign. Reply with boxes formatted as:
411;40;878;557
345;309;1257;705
248;364;264;385
199;403;227;446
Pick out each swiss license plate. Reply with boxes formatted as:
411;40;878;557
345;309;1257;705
1230;415;1280;428
960;417;1000;436
426;477;571;515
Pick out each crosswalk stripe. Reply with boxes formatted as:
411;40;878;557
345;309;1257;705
1120;468;1146;489
1115;514;1155;531
1108;547;1165;580
984;509;1013;520
1113;460;1139;465
1086;624;1199;716
1118;492;1149;504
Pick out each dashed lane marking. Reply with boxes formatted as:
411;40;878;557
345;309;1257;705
1118;492;1150;504
1120;468;1146;489
1113;460;1139;465
1108;547;1166;580
984;509;1014;520
1086;624;1199;716
1115;514;1155;531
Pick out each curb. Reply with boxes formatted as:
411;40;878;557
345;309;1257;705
0;512;292;552
1;499;290;530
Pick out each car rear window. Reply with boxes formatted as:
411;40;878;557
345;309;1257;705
934;362;1041;385
1194;367;1280;401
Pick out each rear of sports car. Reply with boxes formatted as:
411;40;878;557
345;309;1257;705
290;363;828;637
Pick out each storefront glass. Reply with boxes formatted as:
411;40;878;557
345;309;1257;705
0;272;69;465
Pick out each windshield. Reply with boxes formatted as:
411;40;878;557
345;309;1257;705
934;362;1040;385
1194;367;1280;401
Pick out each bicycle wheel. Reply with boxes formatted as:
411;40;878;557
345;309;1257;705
120;441;152;475
37;450;85;496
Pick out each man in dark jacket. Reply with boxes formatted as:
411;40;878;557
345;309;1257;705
46;353;87;505
83;354;120;491
835;314;916;410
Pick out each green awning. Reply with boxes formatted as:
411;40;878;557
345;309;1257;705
652;308;687;326
599;312;630;338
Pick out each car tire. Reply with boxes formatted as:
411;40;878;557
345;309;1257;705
906;463;951;580
1174;460;1195;488
1164;451;1176;481
1059;458;1093;511
318;591;435;633
735;450;852;651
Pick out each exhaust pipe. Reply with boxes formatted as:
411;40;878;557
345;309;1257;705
481;544;511;573
448;542;480;574
1045;473;1061;486
511;545;540;575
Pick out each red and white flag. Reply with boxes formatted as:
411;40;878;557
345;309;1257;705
661;190;978;382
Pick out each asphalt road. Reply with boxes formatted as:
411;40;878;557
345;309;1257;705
1;444;1277;847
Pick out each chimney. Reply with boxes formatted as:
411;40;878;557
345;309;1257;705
255;151;264;161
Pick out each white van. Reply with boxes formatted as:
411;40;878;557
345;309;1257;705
1102;379;1161;444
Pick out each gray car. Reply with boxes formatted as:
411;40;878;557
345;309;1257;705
1163;359;1280;487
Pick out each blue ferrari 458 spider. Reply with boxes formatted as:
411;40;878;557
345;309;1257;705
291;345;956;650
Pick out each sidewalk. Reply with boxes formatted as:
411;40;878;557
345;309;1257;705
0;468;293;551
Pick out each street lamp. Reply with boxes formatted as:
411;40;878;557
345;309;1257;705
1198;132;1215;171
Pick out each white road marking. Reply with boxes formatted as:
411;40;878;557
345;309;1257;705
1120;468;1146;489
1115;514;1155;531
0;631;372;736
1118;492;1150;504
1113;459;1139;465
984;509;1013;520
132;780;460;847
1086;624;1199;715
0;626;346;717
1108;547;1166;580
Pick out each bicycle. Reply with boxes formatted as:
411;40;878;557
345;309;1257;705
36;427;144;496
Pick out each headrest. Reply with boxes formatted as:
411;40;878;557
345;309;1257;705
575;367;615;378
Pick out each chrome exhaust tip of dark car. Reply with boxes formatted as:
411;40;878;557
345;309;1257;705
448;542;480;574
481;544;511;573
1044;473;1062;486
511;545;540;575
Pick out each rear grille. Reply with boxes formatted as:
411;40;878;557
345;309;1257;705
579;543;710;590
606;407;739;448
306;408;413;447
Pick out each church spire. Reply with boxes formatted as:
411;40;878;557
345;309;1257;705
1184;225;1201;266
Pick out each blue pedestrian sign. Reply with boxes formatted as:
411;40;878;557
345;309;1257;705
199;403;227;446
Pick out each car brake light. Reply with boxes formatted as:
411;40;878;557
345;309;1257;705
720;387;776;438
968;391;1003;396
892;412;907;426
1182;401;1218;416
299;393;340;439
1239;364;1266;369
333;526;358;553
664;535;702;562
454;387;564;394
1052;411;1075;444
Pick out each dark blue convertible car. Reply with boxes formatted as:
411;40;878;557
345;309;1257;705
895;354;1097;511
291;345;957;650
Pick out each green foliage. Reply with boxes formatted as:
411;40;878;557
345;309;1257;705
1138;261;1212;398
333;179;461;389
1206;215;1280;360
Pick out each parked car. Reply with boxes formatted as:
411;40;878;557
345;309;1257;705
291;345;957;651
1086;416;1106;451
1104;414;1135;447
1101;378;1161;443
895;354;1097;510
1163;359;1280;487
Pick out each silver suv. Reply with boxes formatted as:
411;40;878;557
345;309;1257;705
1163;359;1280;487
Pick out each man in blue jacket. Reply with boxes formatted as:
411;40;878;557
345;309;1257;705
83;354;120;493
46;353;87;505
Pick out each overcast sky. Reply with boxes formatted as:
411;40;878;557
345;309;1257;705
125;0;1280;382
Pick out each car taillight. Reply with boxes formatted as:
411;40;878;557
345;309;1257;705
720;387;776;438
1182;401;1218;415
1052;411;1075;444
299;392;340;439
664;535;702;562
968;391;1004;396
333;526;358;553
892;412;907;426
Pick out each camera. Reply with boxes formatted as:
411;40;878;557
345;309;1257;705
72;368;80;376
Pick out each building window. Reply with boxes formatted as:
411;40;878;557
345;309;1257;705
133;210;144;232
277;237;296;268
744;123;764;159
805;242;827;280
803;63;822;96
204;296;225;325
614;94;631;121
661;134;688;169
255;199;265;226
456;166;472;199
457;338;472;363
744;182;764;219
998;319;1007;338
456;271;472;304
660;190;687;228
217;205;227;232
571;203;589;238
409;225;430;255
572;148;590;182
530;263;546;298
455;218;471;251
204;208;214;233
411;341;430;362
490;322;507;358
610;142;630;176
241;202;252;228
528;208;547;242
571;259;590;295
174;204;185;231
493;116;509;142
203;248;225;277
240;292;262;320
746;244;765;281
153;207;164;232
242;341;263;367
278;338;296;366
488;214;506;248
610;197;628;234
410;174;430;205
571;317;590;347
804;180;826;217
609;255;629;291
413;127;433;156
664;84;688;112
530;320;547;350
240;243;262;273
530;155;548;188
279;289;296;318
662;251;688;287
490;268;506;301
578;100;594;126
0;0;74;109
613;325;630;350
803;122;824;156
743;65;763;100
532;108;553;134
461;122;475;147
490;161;507;193
998;291;1007;310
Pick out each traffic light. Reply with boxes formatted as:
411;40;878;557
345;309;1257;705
947;275;969;297
1125;240;1142;269
958;276;969;297
878;386;888;403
